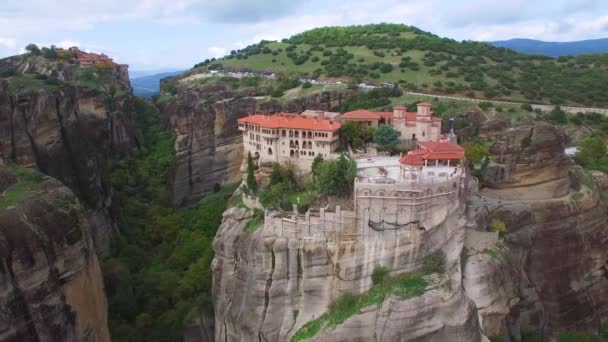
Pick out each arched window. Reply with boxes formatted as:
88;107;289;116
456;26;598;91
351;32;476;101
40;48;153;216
295;131;299;138
289;130;293;137
282;130;286;137
308;141;312;149
268;148;273;155
308;131;312;138
290;150;295;157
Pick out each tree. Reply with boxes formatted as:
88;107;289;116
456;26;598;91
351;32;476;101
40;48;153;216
25;43;41;56
549;106;568;124
311;155;324;183
246;152;257;193
464;141;489;163
42;47;57;59
576;137;608;171
373;125;400;151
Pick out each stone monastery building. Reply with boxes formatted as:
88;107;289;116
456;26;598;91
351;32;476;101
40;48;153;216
237;113;341;164
342;102;441;142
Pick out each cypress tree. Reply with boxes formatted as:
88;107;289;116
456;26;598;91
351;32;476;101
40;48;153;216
246;152;257;193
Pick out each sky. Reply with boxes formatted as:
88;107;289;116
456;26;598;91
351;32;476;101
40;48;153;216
1;0;607;71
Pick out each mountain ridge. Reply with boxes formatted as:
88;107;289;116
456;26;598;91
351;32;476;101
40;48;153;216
491;37;608;57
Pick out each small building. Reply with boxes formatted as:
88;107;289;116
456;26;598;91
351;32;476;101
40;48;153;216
237;113;341;166
354;141;465;229
342;102;442;143
398;141;465;183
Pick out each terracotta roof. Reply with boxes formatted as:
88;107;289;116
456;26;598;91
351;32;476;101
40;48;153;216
342;109;393;120
400;153;424;165
400;142;464;164
238;113;341;131
419;141;464;153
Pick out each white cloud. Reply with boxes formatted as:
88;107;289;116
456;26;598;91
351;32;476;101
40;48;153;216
55;40;80;49
207;46;227;58
0;37;16;49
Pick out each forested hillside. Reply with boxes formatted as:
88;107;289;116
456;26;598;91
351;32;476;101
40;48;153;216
192;24;608;107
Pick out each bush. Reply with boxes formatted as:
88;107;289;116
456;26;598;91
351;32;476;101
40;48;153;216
371;266;390;285
489;218;507;235
520;103;533;111
479;101;493;110
302;82;312;89
422;251;446;274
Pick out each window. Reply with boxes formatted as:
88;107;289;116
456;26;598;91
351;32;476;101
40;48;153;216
422;131;426;137
282;130;286;137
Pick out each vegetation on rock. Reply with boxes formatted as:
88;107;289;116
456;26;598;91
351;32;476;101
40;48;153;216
103;98;238;342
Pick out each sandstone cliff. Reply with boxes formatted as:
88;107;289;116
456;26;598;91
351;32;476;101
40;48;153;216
0;57;138;254
163;81;352;206
463;123;608;339
0;163;110;342
212;188;485;341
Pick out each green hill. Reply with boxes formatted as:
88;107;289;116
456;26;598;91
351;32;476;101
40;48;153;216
192;24;608;108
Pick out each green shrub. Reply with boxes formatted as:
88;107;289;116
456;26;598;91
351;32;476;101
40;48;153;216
489;218;507;235
371;266;390;285
422;251;446;274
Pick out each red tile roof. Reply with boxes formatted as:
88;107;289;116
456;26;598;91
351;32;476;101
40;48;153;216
400;142;464;164
399;153;424;165
238;113;341;131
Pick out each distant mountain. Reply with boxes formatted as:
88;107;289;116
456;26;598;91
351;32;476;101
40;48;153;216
491;38;608;57
130;70;184;98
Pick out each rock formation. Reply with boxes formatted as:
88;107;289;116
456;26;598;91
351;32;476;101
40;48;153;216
464;123;608;339
0;164;110;342
0;57;138;254
212;122;608;341
163;81;352;206
212;187;485;341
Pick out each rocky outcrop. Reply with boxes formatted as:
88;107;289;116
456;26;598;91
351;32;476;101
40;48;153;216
212;190;484;341
483;123;571;199
0;165;110;342
0;81;138;254
164;83;352;206
463;123;608;339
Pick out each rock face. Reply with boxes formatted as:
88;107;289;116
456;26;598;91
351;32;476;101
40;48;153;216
483;123;571;199
464;123;608;339
212;191;484;341
164;83;352;206
212;122;608;341
0;165;110;342
0;80;138;254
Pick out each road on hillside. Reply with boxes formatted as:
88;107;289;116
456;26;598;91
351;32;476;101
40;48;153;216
403;91;608;114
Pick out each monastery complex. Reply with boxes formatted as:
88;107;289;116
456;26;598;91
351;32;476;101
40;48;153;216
238;102;466;239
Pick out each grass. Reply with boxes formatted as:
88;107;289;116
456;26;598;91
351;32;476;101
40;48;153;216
6;74;63;95
571;192;584;201
575;168;595;190
155;93;174;104
0;166;47;209
484;248;500;260
244;209;264;233
557;331;602;342
290;272;427;342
